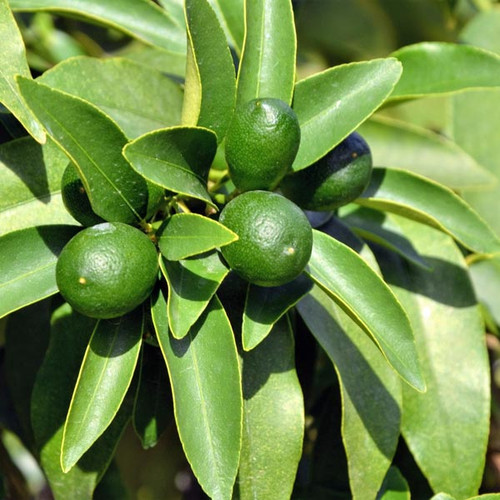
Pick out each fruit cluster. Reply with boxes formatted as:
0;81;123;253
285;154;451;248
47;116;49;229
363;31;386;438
55;96;372;319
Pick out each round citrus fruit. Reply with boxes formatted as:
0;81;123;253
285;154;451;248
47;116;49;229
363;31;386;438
56;222;159;319
219;191;312;287
280;132;372;211
225;98;301;192
61;163;105;227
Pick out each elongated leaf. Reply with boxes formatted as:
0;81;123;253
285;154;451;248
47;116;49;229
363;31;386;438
157;213;237;261
182;0;236;142
5;300;51;447
377;467;410;500
236;0;296;106
61;310;143;472
356;167;500;255
0;137;75;236
157;0;185;27
390;42;500;100
469;257;500;326
0;225;79;319
339;206;430;269
207;0;244;54
152;290;242;500
123;126;217;207
374;219;490;498
133;343;173;449
0;0;45;143
237;316;304;500
242;274;312;350
10;0;186;55
292;58;402;171
160;252;229;339
297;285;402;500
357;116;495;190
31;304;130;500
17;78;152;224
38;57;183;139
306;229;424;391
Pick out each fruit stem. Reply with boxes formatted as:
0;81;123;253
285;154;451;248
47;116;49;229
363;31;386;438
175;199;192;214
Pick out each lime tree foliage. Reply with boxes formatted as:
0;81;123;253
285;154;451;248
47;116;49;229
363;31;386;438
2;0;500;498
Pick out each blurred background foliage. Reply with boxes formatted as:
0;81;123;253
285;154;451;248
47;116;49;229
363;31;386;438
2;0;500;498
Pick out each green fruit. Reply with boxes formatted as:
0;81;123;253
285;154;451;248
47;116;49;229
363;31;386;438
61;163;105;227
280;132;372;211
56;222;159;319
219;191;312;287
225;98;301;192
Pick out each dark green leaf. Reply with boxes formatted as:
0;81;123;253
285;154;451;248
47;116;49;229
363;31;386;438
292;58;402;171
306;229;424;391
160;252;229;339
297;285;402;499
357;116;495;190
237;316;304;499
357;167;500;255
0;0;45;142
133;343;173;449
61;309;143;472
10;0;186;55
236;0;296;106
17;77;152;224
374;219;490;498
122;126;217;207
242;274;312;351
183;0;236;142
339;206;431;269
38;56;183;139
31;304;131;500
0;225;79;319
152;289;242;500
5;300;51;447
390;42;500;100
377;466;410;500
157;213;237;261
207;0;244;54
0;137;74;236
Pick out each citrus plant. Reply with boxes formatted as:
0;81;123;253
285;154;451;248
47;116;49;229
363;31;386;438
1;0;500;499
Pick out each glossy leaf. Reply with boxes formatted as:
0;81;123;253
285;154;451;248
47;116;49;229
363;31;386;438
10;0;186;55
297;285;402;500
207;0;244;54
152;290;242;500
390;42;500;100
339;206;430;269
292;58;402;171
157;213;237;261
160;252;229;339
38;56;183;139
123;126;217;207
374;219;490;498
17;78;152;224
5;300;51;447
182;0;236;141
242;274;312;351
357;115;495;190
0;137;75;236
356;167;500;255
236;0;296;106
157;0;185;27
377;467;410;500
469;257;500;326
0;0;45;142
0;225;79;319
133;343;173;449
305;229;424;391
61;310;143;472
31;304;130;500
237;316;304;500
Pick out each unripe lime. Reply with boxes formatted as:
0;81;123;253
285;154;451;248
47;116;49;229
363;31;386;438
280;132;372;211
225;98;301;192
219;191;312;287
56;222;159;319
